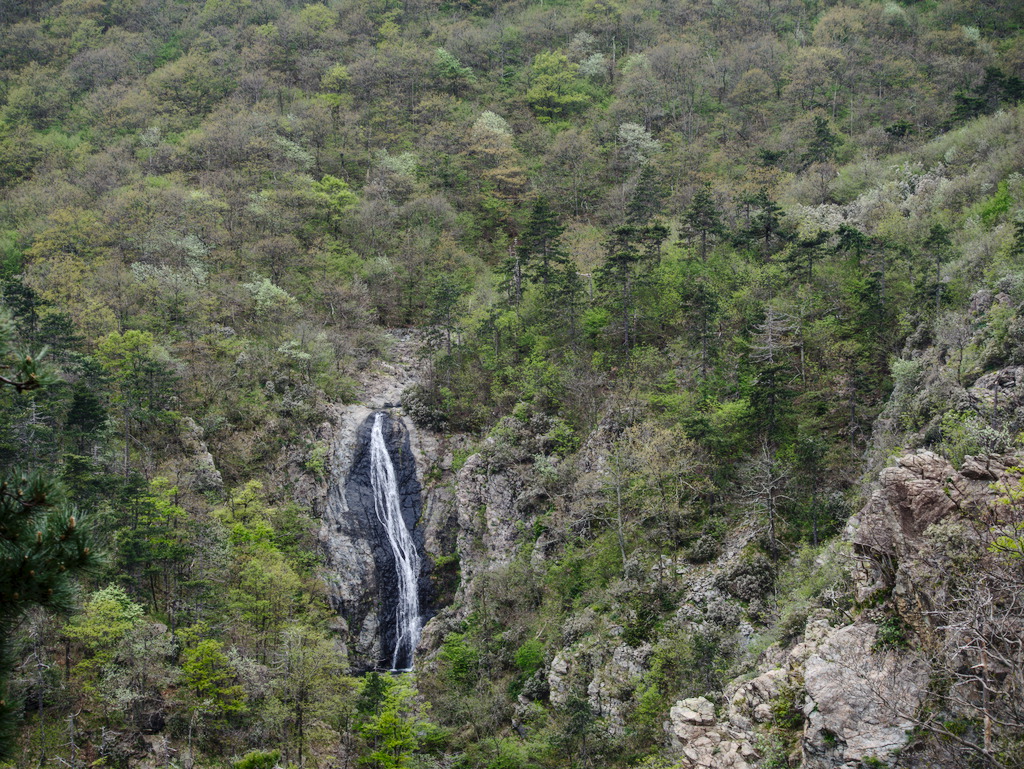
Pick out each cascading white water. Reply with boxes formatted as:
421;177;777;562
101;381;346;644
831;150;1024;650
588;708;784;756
369;412;422;672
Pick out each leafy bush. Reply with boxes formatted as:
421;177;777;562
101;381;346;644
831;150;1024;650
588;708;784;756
514;639;545;676
770;682;805;731
936;411;1012;466
718;553;776;602
687;534;721;564
774;544;851;643
439;632;480;690
234;750;280;769
873;616;910;651
451;446;474;471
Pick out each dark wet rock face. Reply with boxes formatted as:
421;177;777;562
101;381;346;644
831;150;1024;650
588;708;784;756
322;411;430;672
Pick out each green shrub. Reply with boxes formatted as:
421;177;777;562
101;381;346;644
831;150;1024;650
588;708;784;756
687;534;721;564
873;616;910;651
304;441;329;478
545;415;579;457
718;553;776;602
514;639;545;676
770;682;805;731
439;632;480;690
936;411;1011;467
774;544;851;643
234;750;281;769
451;446;474;472
430;553;460;606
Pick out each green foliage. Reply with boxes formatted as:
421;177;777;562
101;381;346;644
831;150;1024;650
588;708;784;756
936;411;1011;467
358;680;423;769
756;732;793;769
525;52;591;123
975;180;1014;225
718;552;776;602
513;639;544;676
310;175;359;234
435;47;476;88
681;183;724;262
775;545;850;643
873;616;910;651
180;638;247;720
3;0;1024;763
770;682;805;731
0;307;99;752
545;532;623;610
242;276;298;318
147;52;235;116
990;520;1024;558
438;632;480;690
234;750;281;769
64;585;143;658
451;447;474;472
686;535;721;564
800;115;842;169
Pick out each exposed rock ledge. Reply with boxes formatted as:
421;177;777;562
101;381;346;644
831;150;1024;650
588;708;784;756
664;447;1017;768
665;616;927;769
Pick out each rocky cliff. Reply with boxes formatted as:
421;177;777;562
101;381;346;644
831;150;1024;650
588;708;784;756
316;334;1024;766
317;333;444;671
653;446;1023;769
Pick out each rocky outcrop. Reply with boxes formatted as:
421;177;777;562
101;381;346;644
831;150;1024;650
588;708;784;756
452;452;519;590
849;450;969;604
725;667;786;735
587;643;652;736
652;467;958;769
967;365;1024;417
545;633;653;736
666;696;758;769
177;416;223;492
803;624;928;768
837;446;1024;764
848;447;1020;621
660;612;927;769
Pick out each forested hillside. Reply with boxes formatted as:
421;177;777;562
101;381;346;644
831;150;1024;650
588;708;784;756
2;0;1024;767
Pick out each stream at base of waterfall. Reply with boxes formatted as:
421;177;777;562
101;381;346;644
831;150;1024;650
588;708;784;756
369;412;422;672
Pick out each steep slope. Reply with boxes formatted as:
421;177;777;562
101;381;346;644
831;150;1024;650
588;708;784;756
1;0;1024;767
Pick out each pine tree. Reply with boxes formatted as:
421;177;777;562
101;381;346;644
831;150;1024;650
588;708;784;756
800;115;841;169
784;230;828;283
1011;216;1024;259
518;196;570;287
749;307;797;442
0;309;98;755
747;188;788;257
626;164;666;226
681;183;724;263
835;224;870;265
597;223;668;352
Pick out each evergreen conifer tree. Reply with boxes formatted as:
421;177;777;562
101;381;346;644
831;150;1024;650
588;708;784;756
518;196;570;287
800;115;841;169
681;183;724;263
626;164;666;226
0;309;98;755
598;223;668;352
747;189;788;257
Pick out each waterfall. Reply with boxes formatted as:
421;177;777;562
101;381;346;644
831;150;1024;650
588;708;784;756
369;412;422;671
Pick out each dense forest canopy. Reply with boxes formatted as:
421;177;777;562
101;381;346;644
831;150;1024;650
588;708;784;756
2;0;1024;766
